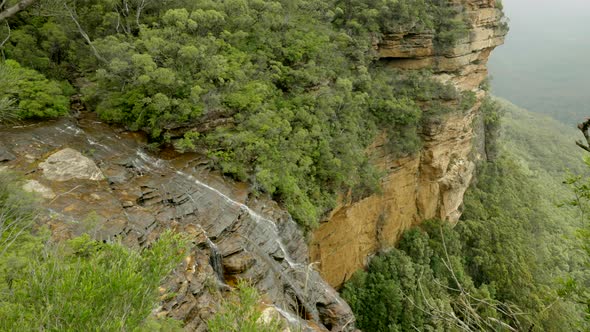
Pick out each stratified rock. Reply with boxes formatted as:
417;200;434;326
39;148;104;181
0;117;355;331
377;0;508;92
311;0;506;288
22;179;56;199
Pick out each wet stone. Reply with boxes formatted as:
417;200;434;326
223;251;256;274
125;207;156;231
0;147;15;162
22;180;56;199
104;165;132;185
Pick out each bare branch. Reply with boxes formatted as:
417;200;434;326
63;2;106;63
0;0;36;21
0;20;10;48
135;0;148;28
576;118;590;152
415;225;524;331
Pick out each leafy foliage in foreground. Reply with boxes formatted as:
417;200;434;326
0;173;186;331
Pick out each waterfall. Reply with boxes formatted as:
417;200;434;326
52;122;303;271
175;170;302;269
196;225;225;283
208;242;225;283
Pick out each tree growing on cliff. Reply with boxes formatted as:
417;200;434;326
563;117;590;323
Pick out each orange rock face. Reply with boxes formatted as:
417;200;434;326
311;0;507;288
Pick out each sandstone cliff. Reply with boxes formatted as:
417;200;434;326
311;0;507;288
0;1;507;328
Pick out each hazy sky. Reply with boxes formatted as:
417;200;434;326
502;0;590;38
488;0;590;123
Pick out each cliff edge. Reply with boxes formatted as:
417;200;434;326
311;0;507;288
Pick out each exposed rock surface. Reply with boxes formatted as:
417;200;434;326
377;0;507;91
39;148;105;181
0;0;506;326
23;179;56;199
311;0;506;288
0;115;353;331
0;146;15;162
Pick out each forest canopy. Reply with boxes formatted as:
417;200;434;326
0;0;473;228
342;100;590;331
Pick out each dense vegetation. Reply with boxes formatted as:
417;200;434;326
332;0;469;50
0;172;187;331
0;59;70;121
342;100;590;331
3;1;589;331
0;0;475;228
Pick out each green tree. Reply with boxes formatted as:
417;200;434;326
0;59;70;121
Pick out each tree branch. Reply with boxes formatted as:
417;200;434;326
0;0;36;21
576;118;590;152
0;20;10;49
63;2;106;63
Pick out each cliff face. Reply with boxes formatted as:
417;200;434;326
0;1;506;327
311;0;507;288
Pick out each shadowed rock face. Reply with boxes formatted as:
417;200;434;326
0;114;354;331
311;0;507;288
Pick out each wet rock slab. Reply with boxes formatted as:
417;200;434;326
0;115;355;331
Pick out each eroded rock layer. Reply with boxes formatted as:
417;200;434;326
0;115;353;331
311;0;507;288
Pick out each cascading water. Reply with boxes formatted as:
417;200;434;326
272;305;303;327
53;120;302;271
196;225;225;283
208;241;225;282
3;116;355;331
176;170;303;269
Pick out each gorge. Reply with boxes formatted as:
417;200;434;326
0;0;535;331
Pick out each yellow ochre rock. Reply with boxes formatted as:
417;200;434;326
311;0;506;288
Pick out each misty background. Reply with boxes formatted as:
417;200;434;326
488;0;590;124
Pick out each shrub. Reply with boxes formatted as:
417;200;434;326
0;60;70;121
0;172;187;331
208;281;283;332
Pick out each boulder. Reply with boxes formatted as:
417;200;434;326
39;148;104;181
